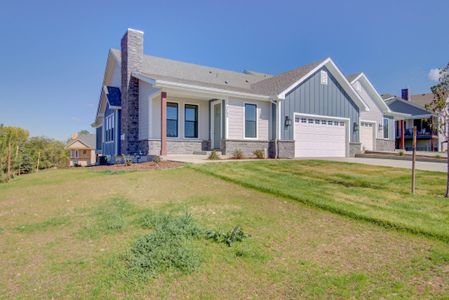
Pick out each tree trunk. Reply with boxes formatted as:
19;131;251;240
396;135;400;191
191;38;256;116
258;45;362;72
7;142;11;181
411;127;416;195
36;151;40;173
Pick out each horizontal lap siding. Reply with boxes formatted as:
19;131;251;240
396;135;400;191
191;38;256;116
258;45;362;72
227;99;269;140
281;66;360;142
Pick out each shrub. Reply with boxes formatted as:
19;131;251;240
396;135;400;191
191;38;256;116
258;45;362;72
122;155;133;166
399;151;405;156
436;154;441;159
208;150;220;160
152;155;161;163
253;149;265;159
232;149;244;159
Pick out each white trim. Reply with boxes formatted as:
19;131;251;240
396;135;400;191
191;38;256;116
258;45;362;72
166;100;180;139
293;112;350;157
277;100;282;140
133;72;271;101
210;100;222;149
183;102;200;139
277;58;370;112
243;102;259;140
350;73;391;113
224;98;229;139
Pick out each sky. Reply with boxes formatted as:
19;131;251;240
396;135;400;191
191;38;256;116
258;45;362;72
0;0;448;140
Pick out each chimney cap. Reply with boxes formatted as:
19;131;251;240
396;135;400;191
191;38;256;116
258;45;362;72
127;28;144;35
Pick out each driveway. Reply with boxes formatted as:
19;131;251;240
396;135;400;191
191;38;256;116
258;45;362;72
312;157;446;172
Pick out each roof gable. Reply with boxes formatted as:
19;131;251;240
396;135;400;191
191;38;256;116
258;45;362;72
348;73;390;113
386;97;432;116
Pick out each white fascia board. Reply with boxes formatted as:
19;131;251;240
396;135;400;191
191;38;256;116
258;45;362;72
384;111;411;120
134;72;271;101
355;73;391;113
277;58;370;112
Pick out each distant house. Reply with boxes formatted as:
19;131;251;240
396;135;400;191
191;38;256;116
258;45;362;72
65;133;96;166
383;89;442;152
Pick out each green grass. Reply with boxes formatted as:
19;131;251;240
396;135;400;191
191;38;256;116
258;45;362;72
192;160;449;242
1;163;449;298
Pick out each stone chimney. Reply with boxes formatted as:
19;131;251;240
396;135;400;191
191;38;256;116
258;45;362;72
121;28;144;154
401;88;410;101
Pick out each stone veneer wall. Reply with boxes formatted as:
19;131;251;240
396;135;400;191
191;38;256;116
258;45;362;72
121;29;143;155
375;139;395;152
140;140;209;155
277;140;295;158
222;140;271;158
349;142;362;157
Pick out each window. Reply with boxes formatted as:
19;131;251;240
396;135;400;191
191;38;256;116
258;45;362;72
321;120;327;125
83;150;87;155
244;103;257;138
105;114;115;142
320;70;328;85
383;118;389;139
301;118;307;123
167;102;178;137
308;119;314;124
315;119;320;124
184;104;198;138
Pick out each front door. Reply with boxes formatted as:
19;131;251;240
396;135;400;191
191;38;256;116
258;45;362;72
213;102;221;149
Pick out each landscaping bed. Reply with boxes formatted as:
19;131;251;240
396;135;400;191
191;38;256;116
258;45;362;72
89;161;184;171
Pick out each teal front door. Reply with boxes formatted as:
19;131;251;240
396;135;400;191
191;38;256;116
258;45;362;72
213;103;221;149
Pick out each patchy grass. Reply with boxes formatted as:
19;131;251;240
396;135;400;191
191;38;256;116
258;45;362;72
0;164;449;298
15;216;70;233
193;160;449;242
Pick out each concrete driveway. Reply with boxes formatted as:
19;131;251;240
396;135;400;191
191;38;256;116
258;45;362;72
312;157;446;172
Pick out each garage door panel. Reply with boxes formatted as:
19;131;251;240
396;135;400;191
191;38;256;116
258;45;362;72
294;116;347;157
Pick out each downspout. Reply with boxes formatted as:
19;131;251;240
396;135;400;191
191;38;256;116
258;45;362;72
271;98;280;159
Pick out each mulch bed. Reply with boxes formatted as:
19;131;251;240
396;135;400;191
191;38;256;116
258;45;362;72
89;161;184;171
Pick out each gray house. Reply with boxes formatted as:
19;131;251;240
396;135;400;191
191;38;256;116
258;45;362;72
93;28;402;160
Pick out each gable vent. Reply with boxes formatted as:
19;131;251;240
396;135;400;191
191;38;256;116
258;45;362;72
320;70;328;85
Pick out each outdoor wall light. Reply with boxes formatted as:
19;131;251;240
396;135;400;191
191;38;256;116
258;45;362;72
353;122;359;132
285;116;292;127
378;124;383;131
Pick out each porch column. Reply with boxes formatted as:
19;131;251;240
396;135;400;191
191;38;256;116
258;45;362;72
160;91;167;156
400;120;405;150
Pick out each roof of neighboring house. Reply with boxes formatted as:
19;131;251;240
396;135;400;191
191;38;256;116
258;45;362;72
346;73;363;83
66;133;96;149
105;86;121;107
384;96;432;117
411;93;434;108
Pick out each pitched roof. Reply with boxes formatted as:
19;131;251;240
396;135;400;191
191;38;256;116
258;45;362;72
106;86;121;107
250;59;326;96
346;73;362;83
385;96;432;116
411;93;434;108
67;133;96;149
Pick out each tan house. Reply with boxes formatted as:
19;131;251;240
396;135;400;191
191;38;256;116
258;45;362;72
66;133;96;166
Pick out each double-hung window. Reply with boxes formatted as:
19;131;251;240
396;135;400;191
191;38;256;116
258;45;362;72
105;114;115;142
184;104;198;138
245;103;257;138
167;102;178;137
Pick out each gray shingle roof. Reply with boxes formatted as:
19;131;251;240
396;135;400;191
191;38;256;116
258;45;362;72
385;97;432;116
411;93;434;108
67;133;96;149
110;48;326;97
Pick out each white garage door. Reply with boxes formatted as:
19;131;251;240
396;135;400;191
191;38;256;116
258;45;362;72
360;122;375;151
294;115;347;157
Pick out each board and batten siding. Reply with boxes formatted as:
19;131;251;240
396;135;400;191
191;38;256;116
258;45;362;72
281;66;360;142
226;98;270;140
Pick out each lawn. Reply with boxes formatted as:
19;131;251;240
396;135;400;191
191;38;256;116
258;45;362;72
194;160;449;242
0;162;448;299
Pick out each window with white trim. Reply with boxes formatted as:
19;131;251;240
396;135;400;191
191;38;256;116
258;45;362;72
383;118;389;139
244;103;257;138
105;113;115;142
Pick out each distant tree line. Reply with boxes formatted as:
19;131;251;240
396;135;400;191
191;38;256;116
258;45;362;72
0;125;68;182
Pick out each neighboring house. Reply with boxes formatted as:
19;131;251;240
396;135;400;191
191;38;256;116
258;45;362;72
382;89;440;151
92;28;376;160
65;133;96;166
346;73;406;152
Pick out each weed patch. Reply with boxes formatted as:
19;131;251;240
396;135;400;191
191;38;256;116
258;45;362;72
127;212;250;278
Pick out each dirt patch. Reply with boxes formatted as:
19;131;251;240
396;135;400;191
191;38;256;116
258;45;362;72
89;161;184;171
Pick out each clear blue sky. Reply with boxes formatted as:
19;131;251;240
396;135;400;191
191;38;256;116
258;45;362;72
1;0;448;140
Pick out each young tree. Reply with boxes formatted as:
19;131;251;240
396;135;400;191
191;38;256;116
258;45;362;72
425;62;449;197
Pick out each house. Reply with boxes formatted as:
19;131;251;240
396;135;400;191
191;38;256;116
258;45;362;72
346;73;405;152
65;133;96;166
92;28;404;160
382;89;440;151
